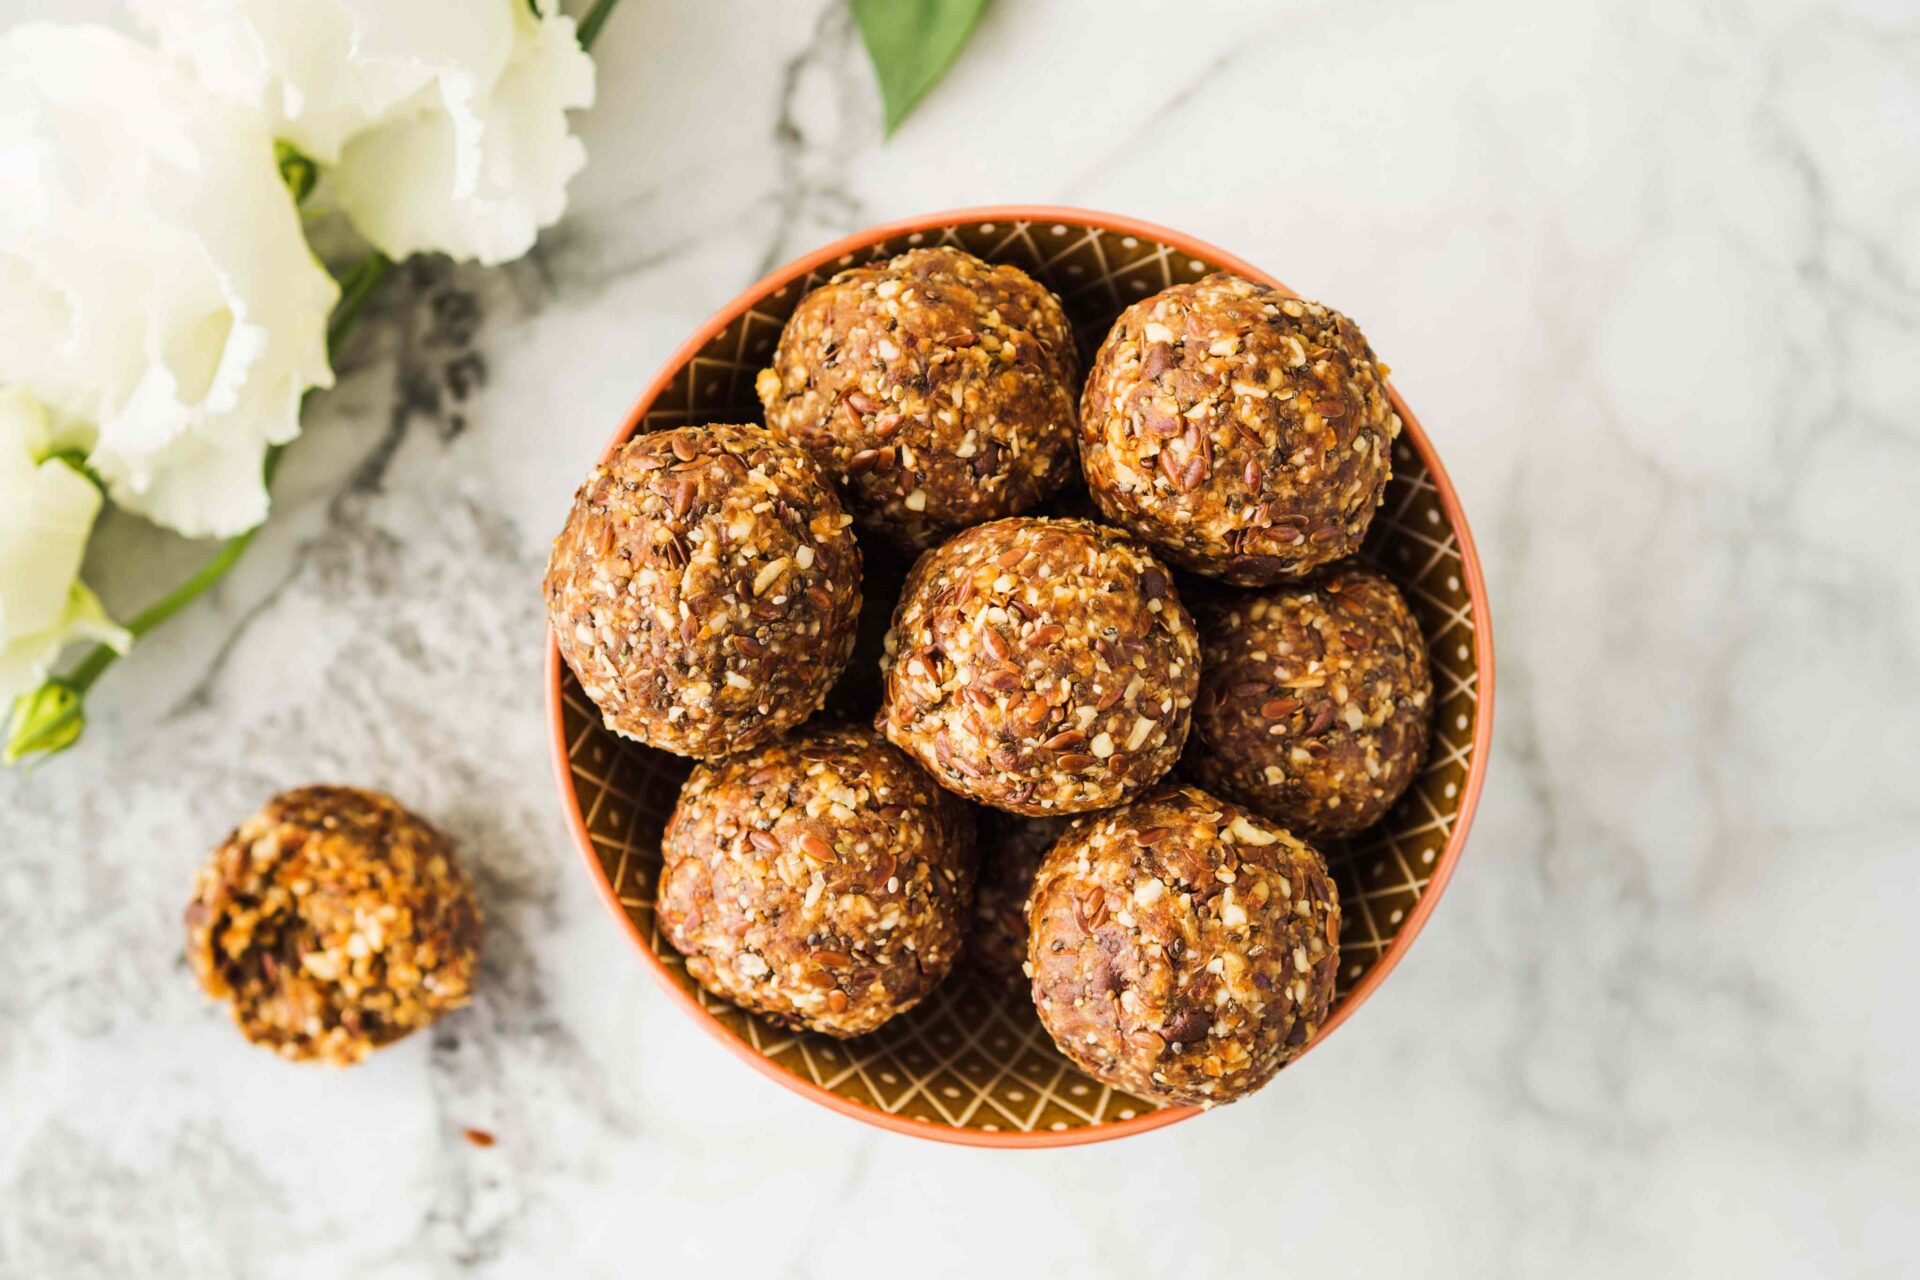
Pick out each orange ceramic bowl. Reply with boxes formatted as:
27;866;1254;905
546;207;1494;1148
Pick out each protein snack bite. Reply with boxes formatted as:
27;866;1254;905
544;423;861;758
879;517;1199;816
1027;783;1339;1107
657;723;977;1037
756;246;1080;549
1187;563;1431;838
966;811;1072;991
1079;273;1398;585
186;786;481;1066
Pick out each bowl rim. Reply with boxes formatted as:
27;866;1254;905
545;204;1496;1149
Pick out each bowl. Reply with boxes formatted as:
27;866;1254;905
545;206;1495;1147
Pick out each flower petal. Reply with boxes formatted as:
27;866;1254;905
323;4;593;265
0;386;123;701
0;25;336;540
130;0;516;164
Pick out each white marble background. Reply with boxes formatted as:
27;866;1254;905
3;0;1917;1275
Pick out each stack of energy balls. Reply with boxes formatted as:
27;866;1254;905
546;248;1433;1109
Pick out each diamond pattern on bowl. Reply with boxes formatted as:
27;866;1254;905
554;214;1487;1141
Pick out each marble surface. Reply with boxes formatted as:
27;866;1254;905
4;0;1918;1275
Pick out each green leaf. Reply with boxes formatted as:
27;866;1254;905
850;0;991;135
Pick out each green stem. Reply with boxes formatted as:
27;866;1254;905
8;448;288;760
12;0;624;764
329;253;391;356
10;537;251;758
25;242;374;744
42;251;393;714
577;0;621;51
105;493;276;651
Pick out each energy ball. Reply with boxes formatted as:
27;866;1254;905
879;517;1199;816
1028;783;1339;1107
756;246;1080;550
545;423;862;759
967;812;1073;991
1187;564;1431;838
186;786;481;1066
1079;273;1399;585
657;723;977;1038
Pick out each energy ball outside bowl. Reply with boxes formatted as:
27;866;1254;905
1028;783;1339;1107
966;811;1073;992
657;723;977;1038
1186;564;1431;839
185;786;482;1066
1079;273;1399;586
756;246;1080;550
544;423;862;759
878;517;1199;816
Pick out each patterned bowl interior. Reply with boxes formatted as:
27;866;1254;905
555;216;1486;1141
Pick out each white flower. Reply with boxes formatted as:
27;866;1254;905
0;24;338;539
333;3;596;267
133;0;597;267
0;387;128;702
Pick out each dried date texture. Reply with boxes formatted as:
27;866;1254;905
658;724;977;1038
757;247;1079;550
545;423;862;758
1079;273;1398;585
966;811;1073;991
1028;783;1338;1106
879;517;1198;815
1186;564;1430;837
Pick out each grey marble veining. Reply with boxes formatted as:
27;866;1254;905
3;0;1917;1276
